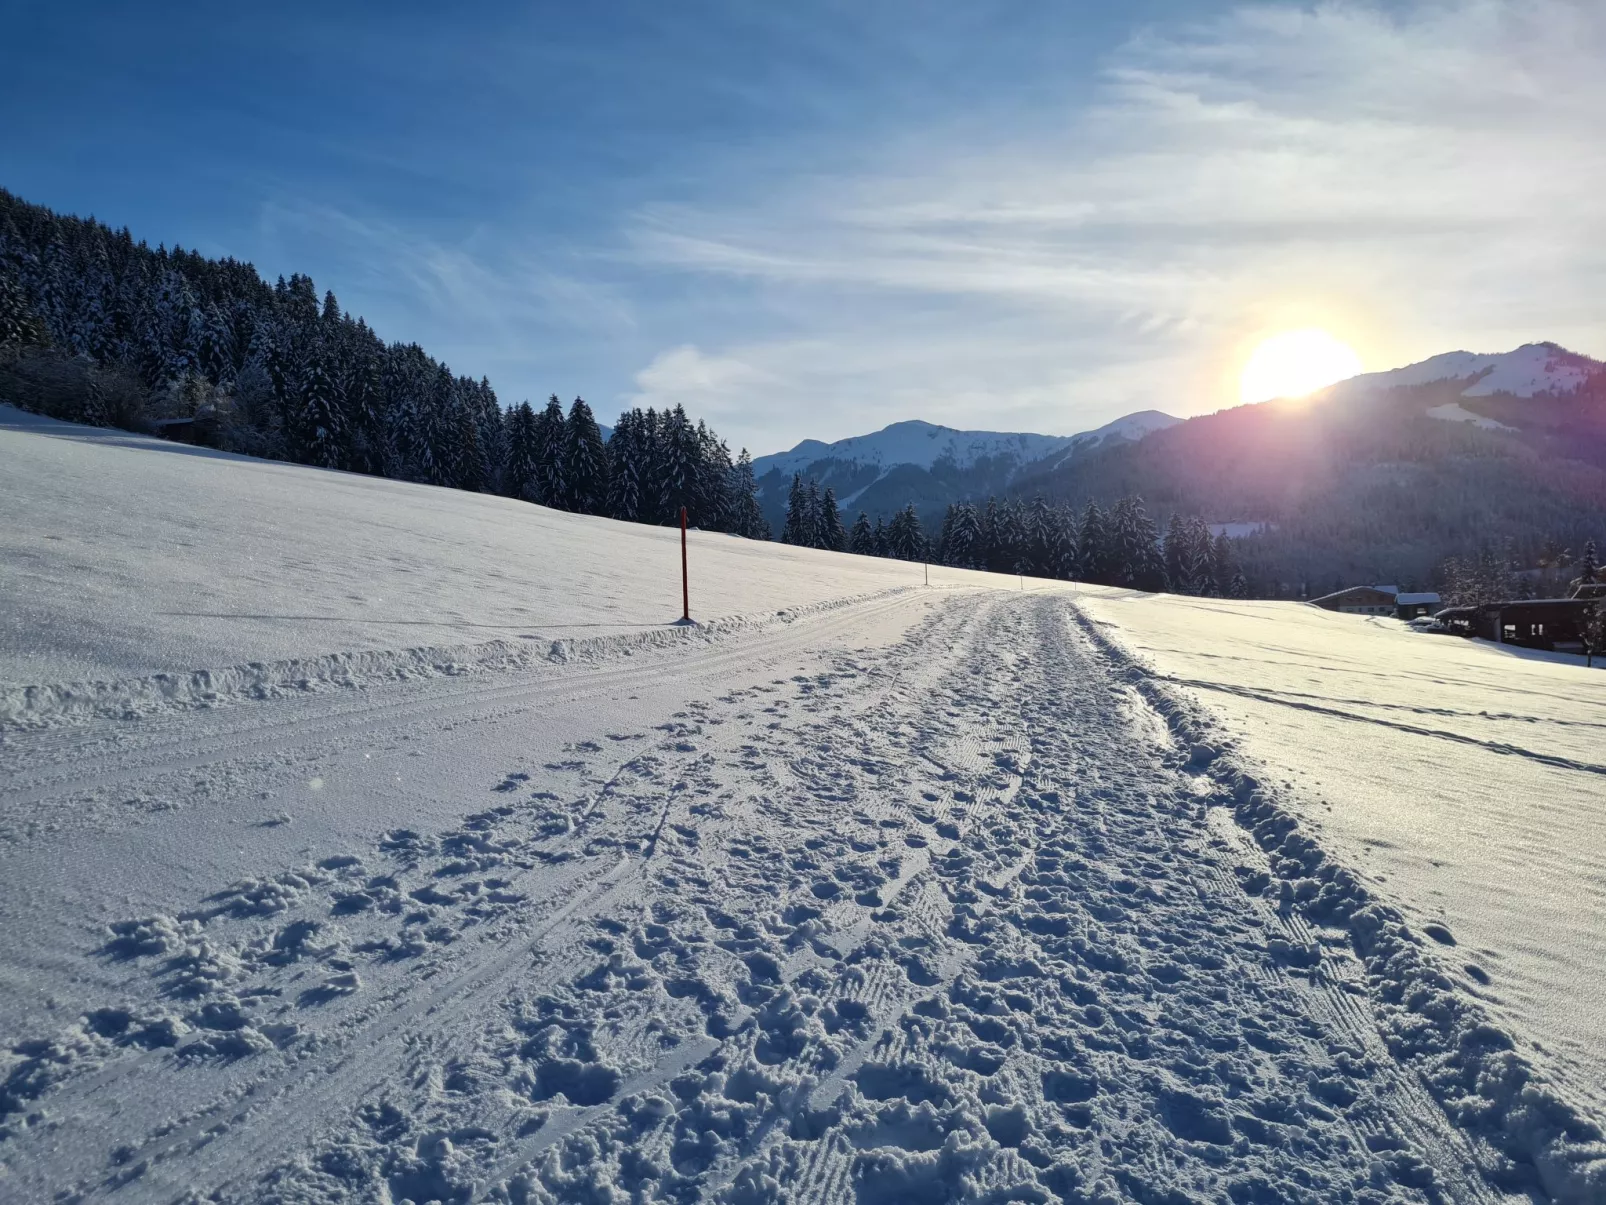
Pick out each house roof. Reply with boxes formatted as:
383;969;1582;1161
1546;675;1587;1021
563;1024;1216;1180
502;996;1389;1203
1310;585;1400;605
1395;592;1441;605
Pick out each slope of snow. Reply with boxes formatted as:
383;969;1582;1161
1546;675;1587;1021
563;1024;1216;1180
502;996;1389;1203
2;408;1602;1203
1425;401;1520;431
1071;408;1180;444
1344;342;1602;399
1080;590;1606;1125
0;405;943;691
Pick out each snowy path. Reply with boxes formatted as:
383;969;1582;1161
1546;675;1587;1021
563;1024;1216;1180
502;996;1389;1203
6;591;1589;1203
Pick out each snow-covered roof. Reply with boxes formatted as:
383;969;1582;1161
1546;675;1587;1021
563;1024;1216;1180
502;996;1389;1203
1395;592;1441;605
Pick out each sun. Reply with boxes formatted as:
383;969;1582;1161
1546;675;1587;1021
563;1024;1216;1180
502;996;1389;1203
1239;329;1364;405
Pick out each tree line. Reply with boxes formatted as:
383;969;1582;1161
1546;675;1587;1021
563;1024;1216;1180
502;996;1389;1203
779;472;1246;596
0;188;767;538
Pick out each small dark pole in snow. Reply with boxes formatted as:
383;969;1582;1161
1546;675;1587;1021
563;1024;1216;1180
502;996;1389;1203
924;561;928;586
680;506;690;622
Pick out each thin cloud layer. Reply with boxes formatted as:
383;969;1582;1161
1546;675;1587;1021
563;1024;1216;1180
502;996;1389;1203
628;0;1606;452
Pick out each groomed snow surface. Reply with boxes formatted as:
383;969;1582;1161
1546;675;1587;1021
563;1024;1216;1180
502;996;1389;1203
2;408;1604;1204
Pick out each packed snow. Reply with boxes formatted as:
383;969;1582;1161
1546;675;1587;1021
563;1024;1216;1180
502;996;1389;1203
1080;593;1606;1120
2;408;1603;1204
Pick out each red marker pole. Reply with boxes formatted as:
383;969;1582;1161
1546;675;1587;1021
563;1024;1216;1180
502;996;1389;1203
680;505;690;622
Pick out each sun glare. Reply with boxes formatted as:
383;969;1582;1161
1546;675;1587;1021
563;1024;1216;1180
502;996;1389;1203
1239;329;1363;405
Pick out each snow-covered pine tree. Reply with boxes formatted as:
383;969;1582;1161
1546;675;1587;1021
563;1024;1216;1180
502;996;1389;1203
1581;539;1599;585
818;487;846;551
0;262;47;347
725;449;769;539
1077;502;1107;584
886;504;926;561
945;501;982;569
1162;514;1186;591
802;480;823;548
605;409;644;521
1229;569;1248;599
564;397;609;515
782;474;809;545
848;511;874;554
296;338;346;470
504;401;540;503
656;405;699;525
1176;517;1213;596
694;421;733;531
534;395;568;507
1024;495;1063;578
1211;531;1236;598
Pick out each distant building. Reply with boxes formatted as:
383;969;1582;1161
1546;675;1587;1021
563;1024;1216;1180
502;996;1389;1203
1436;595;1593;650
1309;585;1400;616
1393;592;1441;620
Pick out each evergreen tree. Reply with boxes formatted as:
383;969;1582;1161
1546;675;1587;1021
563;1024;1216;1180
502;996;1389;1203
1229;569;1248;599
534;395;568;507
818;487;846;551
296;339;345;469
605;410;644;521
886;504;927;561
942;501;982;569
656;405;699;524
848;511;874;555
504;401;540;503
782;474;809;545
693;420;733;531
1211;531;1236;598
1581;538;1599;585
563;396;609;514
1177;517;1214;596
1077;502;1109;584
725;449;770;540
1109;497;1166;592
1162;514;1187;591
0;263;47;347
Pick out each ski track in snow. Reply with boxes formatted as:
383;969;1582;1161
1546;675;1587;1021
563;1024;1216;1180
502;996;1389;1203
1;593;1600;1203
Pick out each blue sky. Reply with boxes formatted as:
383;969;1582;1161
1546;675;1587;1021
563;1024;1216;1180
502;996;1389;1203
4;0;1603;454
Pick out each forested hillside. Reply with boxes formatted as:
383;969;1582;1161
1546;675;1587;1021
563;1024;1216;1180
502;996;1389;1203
1011;367;1606;595
0;188;768;539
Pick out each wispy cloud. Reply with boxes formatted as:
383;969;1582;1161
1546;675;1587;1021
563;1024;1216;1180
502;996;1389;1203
256;197;637;393
624;0;1606;452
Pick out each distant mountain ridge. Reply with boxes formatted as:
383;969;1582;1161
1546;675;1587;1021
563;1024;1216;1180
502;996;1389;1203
752;410;1178;532
1335;341;1603;401
1010;342;1606;595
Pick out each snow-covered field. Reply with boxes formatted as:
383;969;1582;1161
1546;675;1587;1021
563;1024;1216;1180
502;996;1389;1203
2;408;1603;1204
1079;595;1606;1117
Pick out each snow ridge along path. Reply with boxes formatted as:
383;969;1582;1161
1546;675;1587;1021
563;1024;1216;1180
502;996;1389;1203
5;591;1598;1203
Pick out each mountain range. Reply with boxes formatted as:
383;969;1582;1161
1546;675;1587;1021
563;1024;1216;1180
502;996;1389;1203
752;411;1178;535
758;342;1606;594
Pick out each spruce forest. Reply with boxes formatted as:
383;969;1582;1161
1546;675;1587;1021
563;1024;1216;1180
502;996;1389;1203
778;474;1244;597
0;188;769;540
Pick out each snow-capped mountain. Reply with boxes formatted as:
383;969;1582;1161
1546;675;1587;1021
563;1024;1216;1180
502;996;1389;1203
751;411;1178;531
756;420;1073;480
1335;342;1602;400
